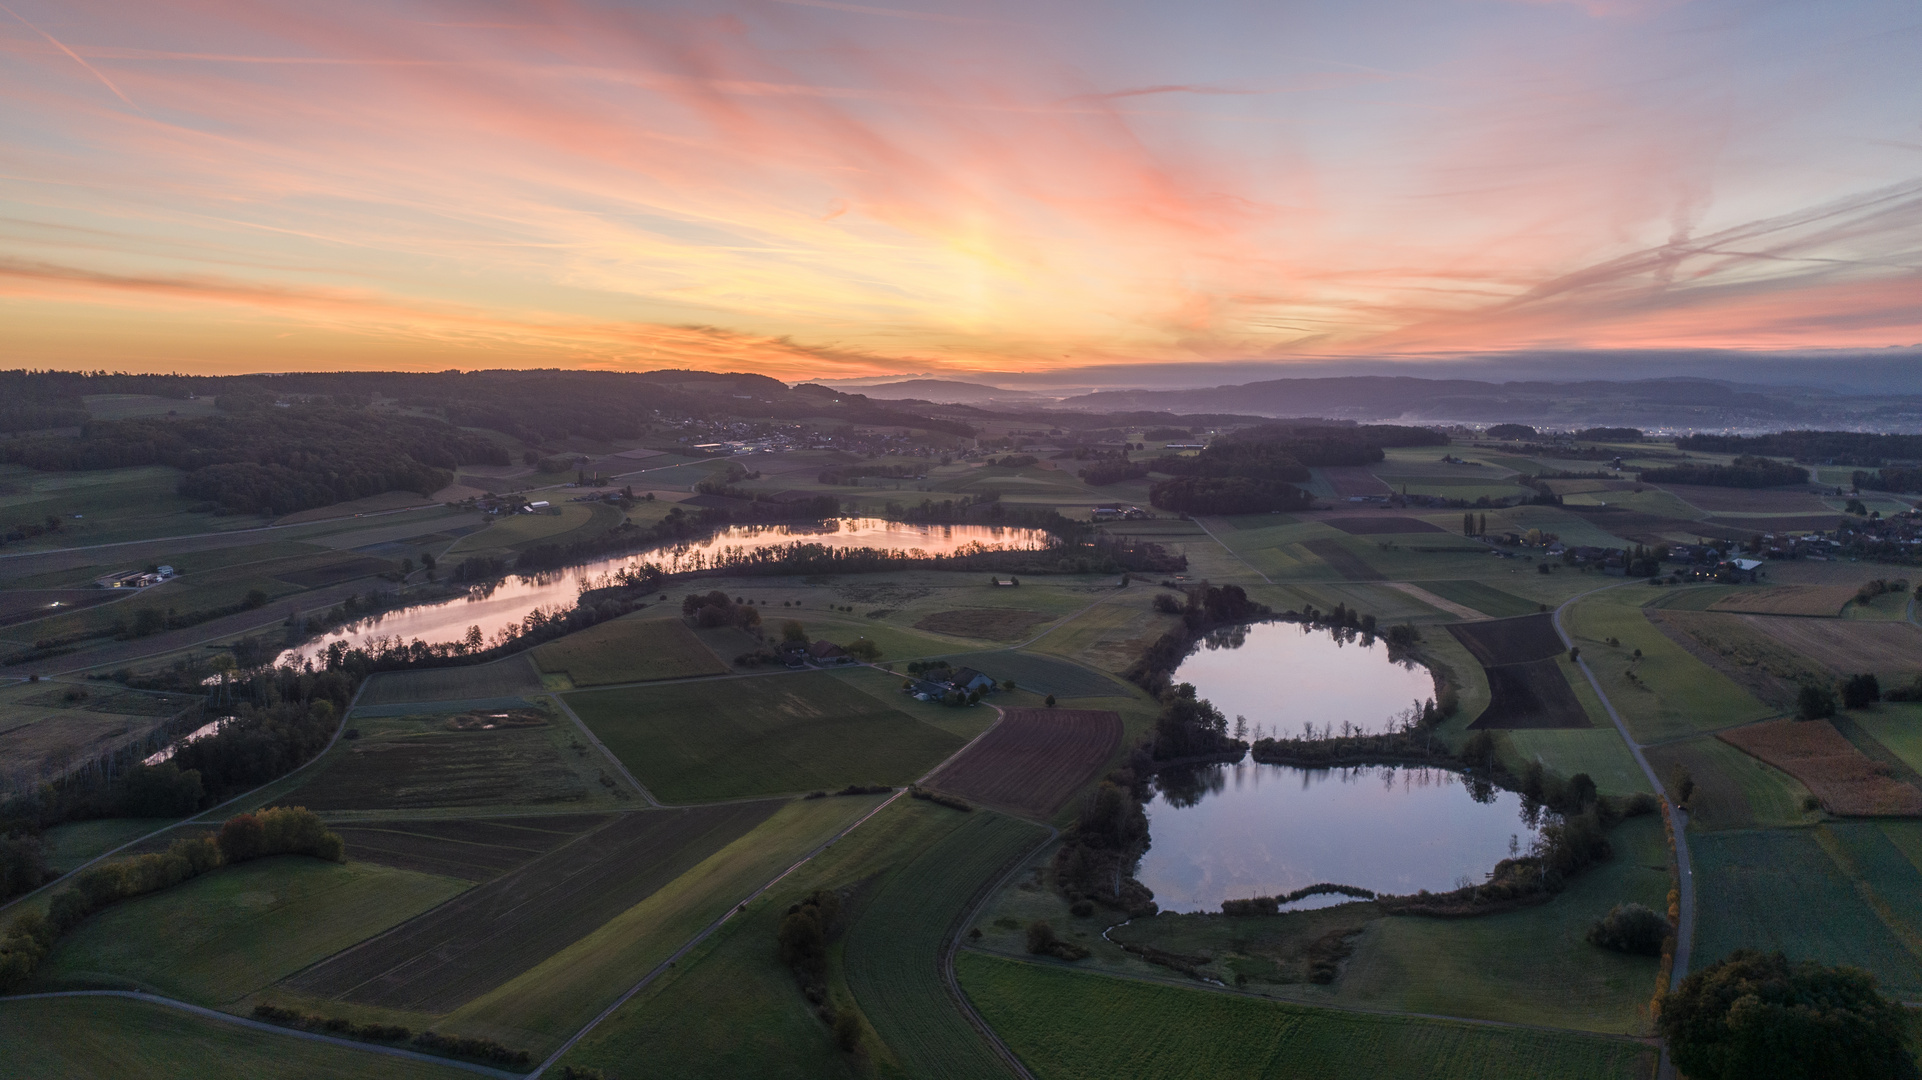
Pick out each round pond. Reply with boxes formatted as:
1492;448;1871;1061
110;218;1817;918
1171;621;1435;738
1137;761;1543;914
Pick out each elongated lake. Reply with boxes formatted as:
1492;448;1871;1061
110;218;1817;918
1171;621;1435;739
280;517;1046;664
1138;761;1542;913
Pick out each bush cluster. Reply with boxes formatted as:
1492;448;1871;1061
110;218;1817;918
907;785;972;812
0;808;341;991
1585;902;1668;956
1025;920;1090;961
410;1031;532;1067
252;1003;412;1043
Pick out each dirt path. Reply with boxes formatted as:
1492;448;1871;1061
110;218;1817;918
1554;584;1693;1080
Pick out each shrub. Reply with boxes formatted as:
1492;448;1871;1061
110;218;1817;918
1660;950;1918;1079
832;1009;862;1052
1797;682;1838;720
1586;902;1667;956
1024;920;1088;960
1841;673;1881;710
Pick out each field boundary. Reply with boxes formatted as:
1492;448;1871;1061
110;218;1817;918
946;825;1058;1080
1;990;518;1079
526;705;1025;1078
547;692;660;807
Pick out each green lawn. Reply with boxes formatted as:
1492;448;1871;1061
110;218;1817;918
957;954;1654;1080
1502;728;1651;797
35;857;467;1005
532;615;728;686
567;671;966;801
1690;827;1922;995
442;793;886;1055
0;996;473;1080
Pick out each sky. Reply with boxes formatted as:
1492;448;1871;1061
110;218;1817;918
2;0;1919;380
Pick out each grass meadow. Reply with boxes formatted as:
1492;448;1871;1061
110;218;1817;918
0;996;474;1080
567;672;964;801
1563;590;1773;742
1690;827;1922;995
36;857;467;1005
443;793;886;1055
532;615;727;686
956;954;1655;1080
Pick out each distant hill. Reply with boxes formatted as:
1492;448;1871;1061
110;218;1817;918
834;379;1045;404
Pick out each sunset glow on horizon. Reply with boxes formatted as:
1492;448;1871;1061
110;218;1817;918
2;0;1919;378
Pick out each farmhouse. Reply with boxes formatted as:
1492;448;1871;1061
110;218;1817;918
807;640;852;665
523;501;551;512
909;665;999;701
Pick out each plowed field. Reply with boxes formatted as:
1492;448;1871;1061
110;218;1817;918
1727;615;1922;675
328;814;612;881
1718;720;1922;817
1447;613;1564;666
926;708;1121;818
283;801;779;1011
1707;586;1855;617
1470;660;1590;730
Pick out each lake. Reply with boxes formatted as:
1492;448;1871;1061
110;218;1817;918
1171;621;1436;739
1137;760;1543;913
279;517;1046;663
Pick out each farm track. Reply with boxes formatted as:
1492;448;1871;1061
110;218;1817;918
0;990;518;1079
527;706;1028;1078
1553;583;1693;1080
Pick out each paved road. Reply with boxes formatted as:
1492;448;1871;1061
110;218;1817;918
1553;586;1694;1080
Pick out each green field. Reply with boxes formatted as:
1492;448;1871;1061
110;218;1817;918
36;857;467;1004
559;797;1039;1078
844;809;1049;1077
1643;735;1811;831
532;615;728;685
1563;591;1773;742
444;502;623;555
1690;827;1922;995
442;794;886;1054
1855;704;1922;773
568;672;966;801
41;817;164;873
957;954;1654;1080
0;996;474;1080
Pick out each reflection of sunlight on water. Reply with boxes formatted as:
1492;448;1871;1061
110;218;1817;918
1174;621;1434;738
143;717;232;766
1139;762;1543;913
275;518;1046;665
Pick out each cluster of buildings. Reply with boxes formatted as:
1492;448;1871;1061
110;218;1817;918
98;565;174;589
905;665;998;704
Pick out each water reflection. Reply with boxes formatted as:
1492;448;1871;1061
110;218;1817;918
279;517;1045;664
1171;620;1435;739
1137;761;1542;914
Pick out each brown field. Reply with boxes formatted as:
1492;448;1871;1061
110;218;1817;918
1323;466;1391;497
272;491;438;524
1298;538;1385;581
1447;613;1565;666
1470;660;1590;730
290;728;591;810
1656;484;1833;514
1728;615;1922;676
330;814;613;882
1563;507;1712;545
1324;516;1443;535
531;616;727;686
284;802;779;1011
1707;585;1856;618
1702;514;1842;533
1719;719;1922;816
925;708;1121;818
913;608;1056;641
1645;610;1819;711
